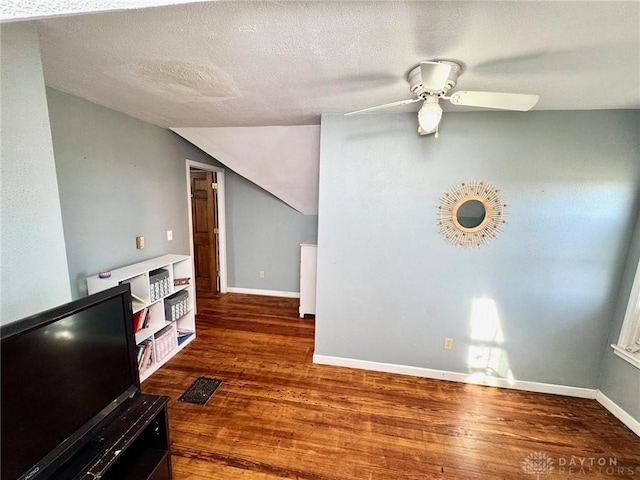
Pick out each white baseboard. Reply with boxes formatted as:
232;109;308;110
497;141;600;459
596;391;640;437
313;355;640;436
312;354;597;399
226;287;300;298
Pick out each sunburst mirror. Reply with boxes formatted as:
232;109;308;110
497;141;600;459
438;181;506;247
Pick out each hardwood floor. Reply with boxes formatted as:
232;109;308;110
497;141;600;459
142;293;640;479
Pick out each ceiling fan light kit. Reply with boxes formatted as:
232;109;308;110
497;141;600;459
345;60;539;136
417;96;442;134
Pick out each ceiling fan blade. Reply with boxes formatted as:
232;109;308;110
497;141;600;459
344;98;421;116
420;61;452;91
448;91;539;111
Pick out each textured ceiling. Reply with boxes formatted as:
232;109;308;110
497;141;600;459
0;0;195;22
33;1;640;128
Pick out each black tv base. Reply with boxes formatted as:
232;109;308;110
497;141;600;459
53;394;172;480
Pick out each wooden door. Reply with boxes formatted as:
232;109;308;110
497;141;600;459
190;171;219;293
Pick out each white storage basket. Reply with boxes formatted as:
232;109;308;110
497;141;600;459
154;326;176;363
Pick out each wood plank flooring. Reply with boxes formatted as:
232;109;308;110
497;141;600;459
142;293;640;479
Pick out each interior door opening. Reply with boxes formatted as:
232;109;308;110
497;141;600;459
186;160;227;295
190;170;219;293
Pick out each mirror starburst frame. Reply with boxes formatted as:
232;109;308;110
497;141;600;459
438;181;506;247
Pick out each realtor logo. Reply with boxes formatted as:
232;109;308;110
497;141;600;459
522;451;554;479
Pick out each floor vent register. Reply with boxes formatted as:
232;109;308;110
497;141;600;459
178;377;223;405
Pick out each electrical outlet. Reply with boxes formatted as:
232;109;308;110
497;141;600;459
136;236;145;249
444;337;454;350
259;270;265;278
167;230;173;241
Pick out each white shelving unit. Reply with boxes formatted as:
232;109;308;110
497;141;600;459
87;254;196;382
299;240;317;318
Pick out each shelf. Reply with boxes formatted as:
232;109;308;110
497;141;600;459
132;301;149;314
174;333;195;352
139;333;195;382
139;359;162;382
135;310;193;344
135;321;170;347
177;331;194;346
173;283;191;294
101;449;168;480
75;394;171;480
87;254;196;383
171;310;191;324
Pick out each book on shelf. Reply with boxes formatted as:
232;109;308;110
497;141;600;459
132;307;150;333
136;344;146;364
133;309;143;332
142;308;151;329
177;330;194;346
137;341;153;373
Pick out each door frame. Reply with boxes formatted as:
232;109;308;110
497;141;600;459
185;159;228;293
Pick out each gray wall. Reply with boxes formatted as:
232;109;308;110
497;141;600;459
599;210;640;419
315;110;640;390
225;170;318;292
1;23;71;324
47;88;222;299
47;88;316;298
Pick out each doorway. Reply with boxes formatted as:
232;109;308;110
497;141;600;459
185;160;227;294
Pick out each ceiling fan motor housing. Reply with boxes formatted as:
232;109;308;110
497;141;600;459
408;61;462;98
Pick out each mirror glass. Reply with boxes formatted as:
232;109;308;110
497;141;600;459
456;199;486;229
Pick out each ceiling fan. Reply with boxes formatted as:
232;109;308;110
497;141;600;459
344;60;540;136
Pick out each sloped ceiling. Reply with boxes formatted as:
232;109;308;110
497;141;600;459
173;126;320;214
4;1;639;214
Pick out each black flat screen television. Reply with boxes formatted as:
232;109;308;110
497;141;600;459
1;284;140;480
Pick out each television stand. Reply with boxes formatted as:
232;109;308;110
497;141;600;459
56;394;172;480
